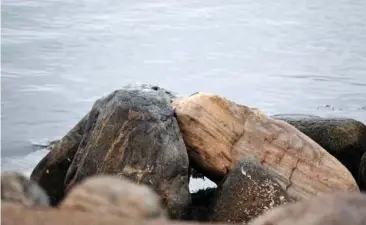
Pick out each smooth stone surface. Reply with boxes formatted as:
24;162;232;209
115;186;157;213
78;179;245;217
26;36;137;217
60;175;166;219
249;192;366;225
1;171;50;207
172;93;359;200
273;114;366;181
31;84;191;219
210;159;292;223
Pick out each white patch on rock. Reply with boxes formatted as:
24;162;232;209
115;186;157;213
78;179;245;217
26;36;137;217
241;166;247;176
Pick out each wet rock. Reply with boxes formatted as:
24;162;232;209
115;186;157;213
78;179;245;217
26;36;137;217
31;84;190;219
2;203;233;225
273;114;366;181
250;192;366;225
1;171;49;207
210;159;292;223
172;93;359;201
359;152;366;191
60;175;166;219
30;114;89;205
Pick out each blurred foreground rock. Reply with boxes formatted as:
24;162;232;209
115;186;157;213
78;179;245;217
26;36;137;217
273;114;366;183
1;171;49;207
2;203;233;225
31;84;190;219
249;192;366;225
173;92;359;200
210;159;292;223
60;175;166;219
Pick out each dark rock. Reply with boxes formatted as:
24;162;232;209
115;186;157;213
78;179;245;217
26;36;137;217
359;152;366;191
30;113;89;205
60;175;167;219
182;187;216;221
272;114;366;182
1;171;49;207
250;192;366;225
190;169;205;179
31;84;190;219
209;158;292;224
189;155;208;180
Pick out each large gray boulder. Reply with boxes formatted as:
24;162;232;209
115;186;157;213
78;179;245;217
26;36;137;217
31;84;190;219
272;114;366;182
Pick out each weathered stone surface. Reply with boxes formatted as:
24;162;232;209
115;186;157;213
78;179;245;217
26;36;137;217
30;114;88;205
2;203;233;225
359;152;366;191
210;159;292;223
172;92;359;201
249;192;366;225
31;84;190;219
272;114;366;181
1;171;49;207
60;175;166;219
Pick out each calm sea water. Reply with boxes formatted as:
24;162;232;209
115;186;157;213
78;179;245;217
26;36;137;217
1;0;366;190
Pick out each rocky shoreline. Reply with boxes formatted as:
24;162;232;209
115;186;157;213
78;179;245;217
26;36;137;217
2;84;366;225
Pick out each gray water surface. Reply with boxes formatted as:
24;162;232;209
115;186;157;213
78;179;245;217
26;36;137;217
1;0;366;184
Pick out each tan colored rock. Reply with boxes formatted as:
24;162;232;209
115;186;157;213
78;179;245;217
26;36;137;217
172;93;359;200
249;192;366;225
60;175;166;219
272;114;366;183
1;203;232;225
